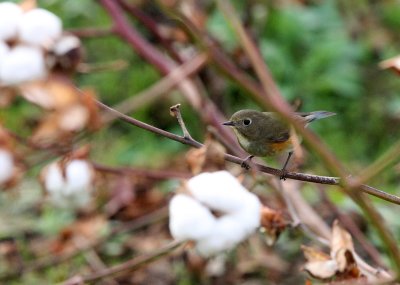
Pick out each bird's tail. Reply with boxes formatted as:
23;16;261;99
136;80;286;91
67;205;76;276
298;111;336;124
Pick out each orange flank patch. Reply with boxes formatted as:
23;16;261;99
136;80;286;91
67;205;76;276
270;140;293;154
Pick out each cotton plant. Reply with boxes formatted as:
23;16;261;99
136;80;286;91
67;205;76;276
0;1;98;149
0;147;15;186
40;158;95;208
169;171;262;257
0;2;80;85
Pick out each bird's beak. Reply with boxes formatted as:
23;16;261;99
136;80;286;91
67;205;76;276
222;121;235;126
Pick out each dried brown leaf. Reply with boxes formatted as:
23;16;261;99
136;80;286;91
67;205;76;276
331;220;355;271
58;104;89;132
260;206;287;246
303;259;338;280
302;245;331;262
30;113;73;147
302;221;362;281
20;77;80;110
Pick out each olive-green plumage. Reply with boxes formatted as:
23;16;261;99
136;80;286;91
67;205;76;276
223;109;335;157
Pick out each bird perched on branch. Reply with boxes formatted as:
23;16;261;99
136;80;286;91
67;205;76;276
222;109;335;179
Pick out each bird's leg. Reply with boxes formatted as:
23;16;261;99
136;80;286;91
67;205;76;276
241;155;254;170
280;151;293;180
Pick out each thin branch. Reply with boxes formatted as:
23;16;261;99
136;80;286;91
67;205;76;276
74;237;118;285
96;100;400;205
100;0;244;156
170;104;193;140
117;0;184;63
100;0;400;276
102;52;208;124
61;240;185;285
217;0;347;181
96;100;201;148
356;140;400;185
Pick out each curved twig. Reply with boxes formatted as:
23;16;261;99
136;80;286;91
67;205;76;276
96;100;400;205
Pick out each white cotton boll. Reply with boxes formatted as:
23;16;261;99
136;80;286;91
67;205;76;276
231;194;261;235
0;41;10;62
187;171;249;213
169;194;216;241
0;2;23;41
42;159;94;208
170;171;262;257
18;8;62;47
53;34;81;56
43;162;64;194
196;216;245;257
64;159;93;194
0;46;47;85
0;148;14;184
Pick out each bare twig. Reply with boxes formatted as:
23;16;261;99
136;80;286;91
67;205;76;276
102;52;208;124
217;0;346;181
74;237;118;285
117;0;184;63
100;0;243;156
356;140;400;185
61;240;185;284
170;104;193;140
96;99;400;205
99;0;400;277
100;0;201;109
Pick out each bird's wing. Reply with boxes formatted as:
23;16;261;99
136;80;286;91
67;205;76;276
263;113;290;142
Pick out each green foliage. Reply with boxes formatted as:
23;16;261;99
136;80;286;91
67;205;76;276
3;1;400;283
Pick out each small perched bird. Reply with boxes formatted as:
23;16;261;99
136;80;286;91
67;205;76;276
222;109;335;179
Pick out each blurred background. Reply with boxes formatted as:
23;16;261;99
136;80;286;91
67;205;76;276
1;0;400;284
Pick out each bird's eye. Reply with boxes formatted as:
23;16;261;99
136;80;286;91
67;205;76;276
243;118;252;126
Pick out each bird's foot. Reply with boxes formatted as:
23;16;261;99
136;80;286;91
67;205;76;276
279;168;288;180
240;155;254;170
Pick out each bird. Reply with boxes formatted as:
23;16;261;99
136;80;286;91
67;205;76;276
222;109;336;179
